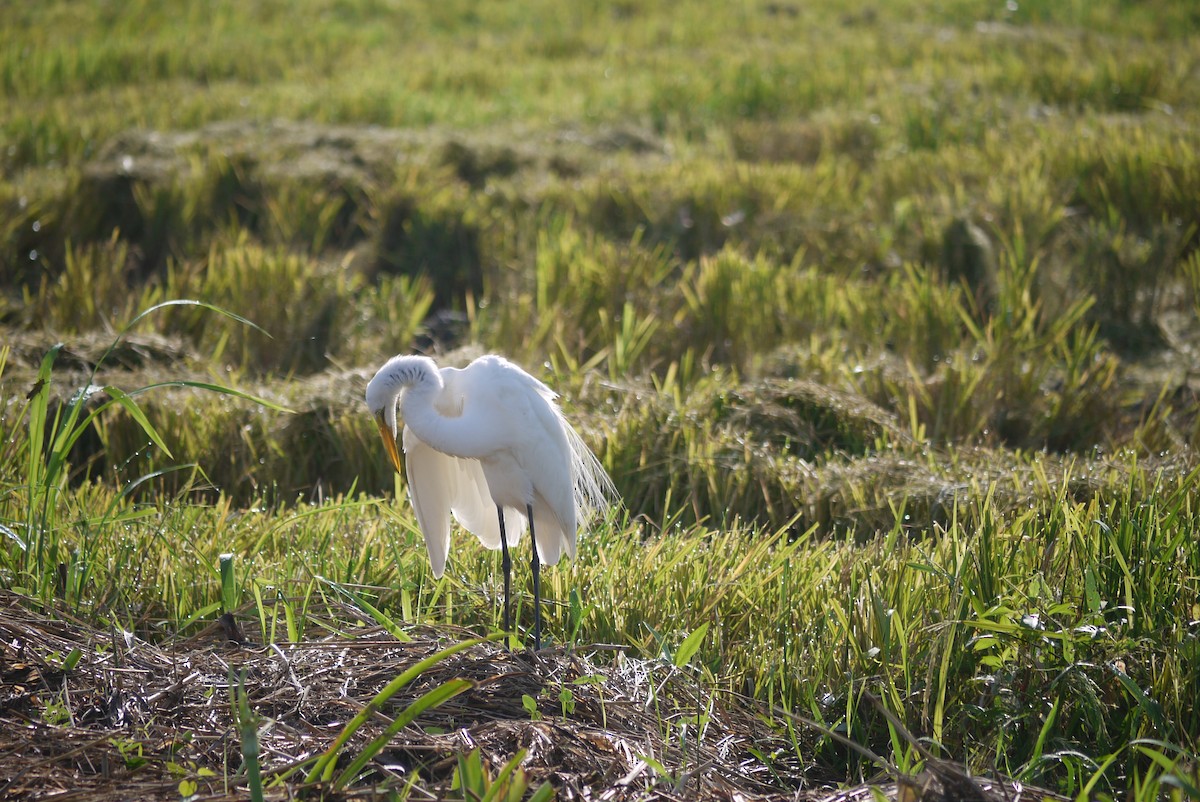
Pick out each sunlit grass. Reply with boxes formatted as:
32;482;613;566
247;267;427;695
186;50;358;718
2;0;1200;798
2;369;1196;796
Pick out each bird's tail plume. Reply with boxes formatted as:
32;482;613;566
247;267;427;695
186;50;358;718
564;421;618;522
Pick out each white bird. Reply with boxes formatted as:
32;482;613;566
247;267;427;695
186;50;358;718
365;353;616;649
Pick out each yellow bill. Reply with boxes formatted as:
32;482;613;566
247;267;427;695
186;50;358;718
374;411;404;473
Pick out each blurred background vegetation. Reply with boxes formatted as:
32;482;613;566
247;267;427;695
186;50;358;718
2;0;1199;797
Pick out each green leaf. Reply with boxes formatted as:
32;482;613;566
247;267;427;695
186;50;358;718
1131;740;1200;798
526;783;555;802
637;754;673;780
1083;564;1101;614
180;602;223;632
569;588;584;642
103;385;175;459
232;669;264;802
558;685;575;716
572;673;606;685
62;647;82;672
306;635;499;784
26;344;64;499
1110;663;1167;732
674;622;708;668
644;621;667;661
1076;750;1121;801
456;748;484;793
1134;743;1181;773
1161;773;1200;799
479;749;528;802
123;299;271;341
319;578;412;642
129;379;293;413
1029;695;1060;765
334;678;474;789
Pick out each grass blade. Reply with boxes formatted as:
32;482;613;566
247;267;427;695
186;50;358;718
333;677;474;789
122;299;271;340
25;344;64;505
318;577;412;642
131;380;294;414
102;385;174;459
232;668;265;802
305;635;500;783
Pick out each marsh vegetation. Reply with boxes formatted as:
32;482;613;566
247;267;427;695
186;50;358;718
2;1;1199;799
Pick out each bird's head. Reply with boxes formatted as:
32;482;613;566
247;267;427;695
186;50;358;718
365;354;441;474
365;365;405;474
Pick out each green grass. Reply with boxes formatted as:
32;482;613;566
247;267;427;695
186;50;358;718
2;0;1200;798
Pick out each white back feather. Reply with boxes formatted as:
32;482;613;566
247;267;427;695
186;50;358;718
369;352;616;574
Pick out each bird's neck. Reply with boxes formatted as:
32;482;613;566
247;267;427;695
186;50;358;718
399;382;494;460
399;383;453;444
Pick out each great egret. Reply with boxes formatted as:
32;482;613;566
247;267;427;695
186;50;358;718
365;353;616;649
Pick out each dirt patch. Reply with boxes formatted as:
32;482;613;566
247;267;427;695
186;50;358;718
0;592;1066;801
0;590;798;800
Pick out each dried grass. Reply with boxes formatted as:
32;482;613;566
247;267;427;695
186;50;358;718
0;592;1069;801
0;590;796;800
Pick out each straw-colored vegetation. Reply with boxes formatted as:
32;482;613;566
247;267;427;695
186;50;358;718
2;0;1199;799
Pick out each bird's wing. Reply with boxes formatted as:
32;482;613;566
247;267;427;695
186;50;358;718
531;489;568;564
405;421;526;558
447;458;528;549
402;427;456;578
446;457;499;546
492;363;579;562
449;356;612;564
435;364;529;547
406;362;517;460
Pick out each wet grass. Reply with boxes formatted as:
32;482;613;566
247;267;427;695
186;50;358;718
2;0;1200;798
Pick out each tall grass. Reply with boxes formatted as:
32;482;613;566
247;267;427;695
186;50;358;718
3;367;1196;795
2;0;1199;797
0;303;289;604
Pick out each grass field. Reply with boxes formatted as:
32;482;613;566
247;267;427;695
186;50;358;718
2;0;1200;799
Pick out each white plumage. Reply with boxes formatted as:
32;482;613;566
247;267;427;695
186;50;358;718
365;353;615;648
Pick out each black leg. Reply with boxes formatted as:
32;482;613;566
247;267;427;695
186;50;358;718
497;506;512;639
528;503;541;650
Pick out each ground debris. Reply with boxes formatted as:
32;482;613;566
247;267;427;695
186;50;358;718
0;591;1066;801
